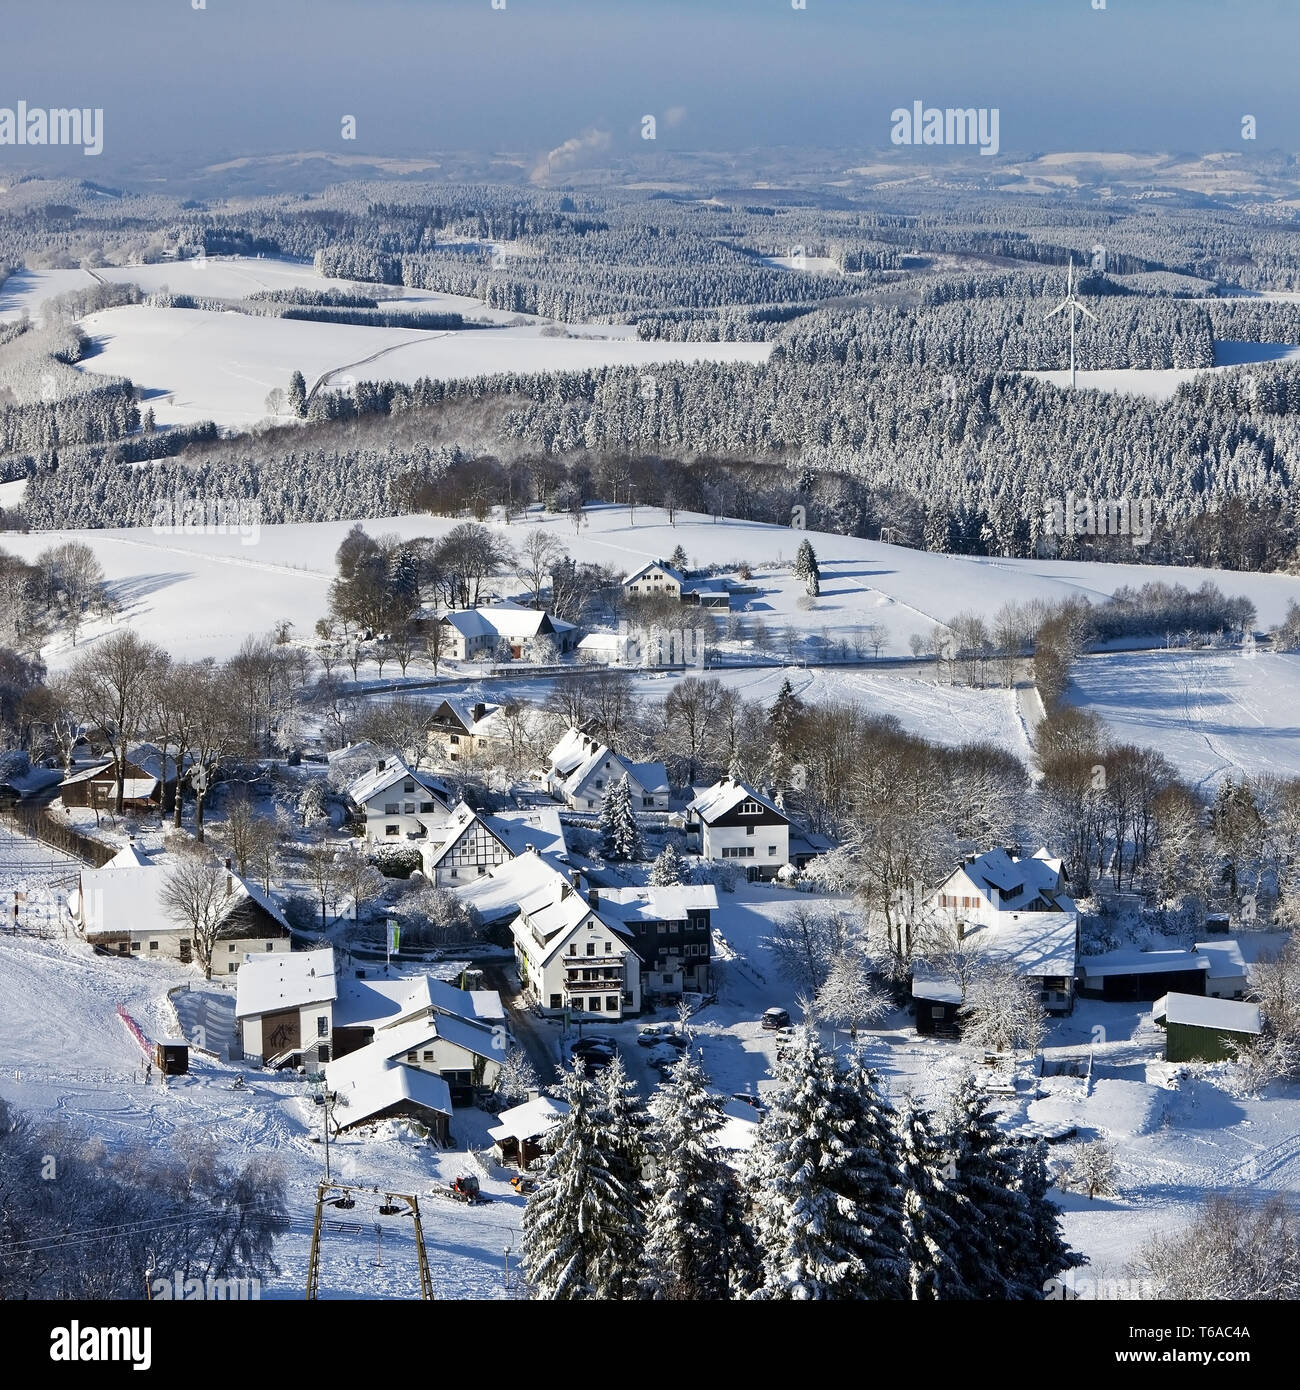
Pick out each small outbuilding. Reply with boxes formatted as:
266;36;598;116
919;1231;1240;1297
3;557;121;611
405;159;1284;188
1192;939;1248;999
488;1094;569;1168
1078;948;1209;1002
1153;992;1262;1063
152;1040;189;1076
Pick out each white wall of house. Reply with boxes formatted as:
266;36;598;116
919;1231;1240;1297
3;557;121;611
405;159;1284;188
240;1000;333;1066
214;935;292;974
624;565;682;600
555;754;666;813
397;1036;502;1089
421;820;511;887
700;820;789;872
360;778;448;844
513;911;642;1018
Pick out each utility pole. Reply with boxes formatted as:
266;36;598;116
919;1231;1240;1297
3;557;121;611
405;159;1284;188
322;1088;337;1180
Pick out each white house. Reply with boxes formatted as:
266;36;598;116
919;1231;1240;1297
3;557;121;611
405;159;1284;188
915;846;1080;1030
685;776;790;879
463;851;643;1018
424;696;552;766
419;801;568;886
437;604;578;663
235;946;337;1068
546;727;669;813
69;844;292;970
345;757;453;844
623;561;685;601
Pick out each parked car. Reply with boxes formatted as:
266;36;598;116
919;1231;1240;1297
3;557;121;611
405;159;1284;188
645;1043;680;1074
569;1037;617;1072
761;1007;792;1031
637;1023;686;1048
730;1092;769;1115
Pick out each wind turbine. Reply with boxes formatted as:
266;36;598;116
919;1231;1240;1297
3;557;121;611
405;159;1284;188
1045;257;1097;390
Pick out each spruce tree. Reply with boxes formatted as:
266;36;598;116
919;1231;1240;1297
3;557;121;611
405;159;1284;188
521;1061;643;1300
601;774;643;861
596;1056;649;1300
642;1051;739;1299
896;1095;970;1300
744;1028;907;1299
1015;1140;1085;1294
794;538;821;597
287;370;307;418
766;678;803;783
668;544;689;572
941;1071;1041;1299
649;841;685;885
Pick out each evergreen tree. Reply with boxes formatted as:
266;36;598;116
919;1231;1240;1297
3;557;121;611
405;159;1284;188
596;1056;649;1300
668;544;689;572
744;1028;907;1299
940;1071;1041;1299
521;1062;643;1300
649;840;685;885
896;1095;970;1300
643;1051;747;1300
1015;1140;1086;1294
600;774;643;861
287;370;307;418
792;538;820;588
766;678;803;783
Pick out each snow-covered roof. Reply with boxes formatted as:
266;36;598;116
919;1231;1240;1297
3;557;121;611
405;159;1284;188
938;847;1072;914
334;972;504;1031
330;1009;502;1075
325;1059;453;1126
1192;939;1247;978
623;560;685;586
486;808;568;863
441;604;576;642
430;696;500;735
548;726;600;777
346;758;451;809
1154;992;1261;1035
105;842;151;868
914;908;1078;997
596;883;719;924
687;776;785;824
452;847;568;924
235;947;337;1019
60;762;160;802
1080;949;1209;980
488;1094;568;1144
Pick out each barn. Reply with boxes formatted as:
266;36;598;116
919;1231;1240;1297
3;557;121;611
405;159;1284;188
1078;948;1209;1002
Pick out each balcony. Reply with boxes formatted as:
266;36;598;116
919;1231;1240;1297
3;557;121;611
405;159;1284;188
565;976;623;993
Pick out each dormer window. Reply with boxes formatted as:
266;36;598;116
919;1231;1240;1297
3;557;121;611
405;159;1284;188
740;799;763;815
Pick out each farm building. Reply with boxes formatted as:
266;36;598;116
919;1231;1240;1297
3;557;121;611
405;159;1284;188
1078;948;1209;1002
325;1060;453;1142
435;604;577;662
1153;992;1262;1063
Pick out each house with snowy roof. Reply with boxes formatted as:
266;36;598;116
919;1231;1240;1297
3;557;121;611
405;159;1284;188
418;800;568;886
462;850;643;1018
914;846;1080;1031
545;726;669;813
425;696;551;767
623;560;733;611
489;1093;569;1168
235;946;336;1068
344;756;453;844
69;845;292;970
1153;992;1262;1063
686;775;791;880
592;883;718;997
435;603;578;663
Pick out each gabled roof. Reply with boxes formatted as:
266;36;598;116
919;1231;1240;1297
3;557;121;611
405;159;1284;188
236;947;336;1019
623;560;685;586
596;884;719;924
938;847;1073;914
488;1094;569;1144
333;971;504;1031
687;777;786;825
424;802;569;871
346;758;451;809
441;604;576;642
422;801;506;870
1079;949;1208;980
325;1058;453;1126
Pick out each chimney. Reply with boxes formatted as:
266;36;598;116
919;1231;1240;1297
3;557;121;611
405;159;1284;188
524;842;534;853
473;702;486;722
377;757;386;772
587;889;599;910
570;868;582;892
561;881;572;899
526;1088;540;1102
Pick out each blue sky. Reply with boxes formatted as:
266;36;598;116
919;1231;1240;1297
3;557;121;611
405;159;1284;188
0;0;1295;167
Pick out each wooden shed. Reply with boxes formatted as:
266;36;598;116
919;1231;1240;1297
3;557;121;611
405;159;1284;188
153;1040;189;1075
1153;992;1262;1063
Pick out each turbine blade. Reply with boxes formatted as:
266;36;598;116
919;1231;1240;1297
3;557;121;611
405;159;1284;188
1045;301;1070;319
1077;303;1099;322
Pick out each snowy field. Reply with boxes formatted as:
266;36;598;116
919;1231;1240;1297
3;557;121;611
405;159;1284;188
1068;649;1300;788
1025;340;1300;401
8;505;1300;672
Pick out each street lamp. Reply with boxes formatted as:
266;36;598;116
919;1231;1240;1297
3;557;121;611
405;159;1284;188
503;1243;512;1290
322;1088;337;1180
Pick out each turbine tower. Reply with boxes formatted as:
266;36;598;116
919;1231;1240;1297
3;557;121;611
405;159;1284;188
1045;257;1097;389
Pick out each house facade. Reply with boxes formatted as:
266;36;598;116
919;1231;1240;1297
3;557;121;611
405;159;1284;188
437;604;578;663
623;561;685;601
235;947;337;1068
686;776;791;879
419;801;568;886
345;758;452;844
594;883;718;997
546;727;669;813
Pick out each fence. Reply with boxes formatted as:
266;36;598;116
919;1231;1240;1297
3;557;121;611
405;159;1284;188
1;804;117;866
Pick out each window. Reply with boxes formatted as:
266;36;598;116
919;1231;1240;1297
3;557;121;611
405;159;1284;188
589;996;602;1010
450;868;458;879
404;780;415;793
265;941;274;951
740;799;763;815
568;942;576;955
228;944;236;953
423;1050;434;1061
661;974;674;986
386;825;399;837
149;940;158;951
477;865;486;875
594;779;603;790
604;941;612;953
450;733;460;743
586;942;595;956
931;1007;946;1020
642;796;654;807
550;994;562;1009
403;802;415;815
317;1045;330;1063
317;1016;329;1038
420;801;434;813
746;824;755;835
587;799;595;808
407;1051;418;1062
384;802;399;815
769;845;777;856
606;996;620;1012
228;962;237;973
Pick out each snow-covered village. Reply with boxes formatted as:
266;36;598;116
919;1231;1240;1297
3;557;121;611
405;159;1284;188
0;1;1297;1356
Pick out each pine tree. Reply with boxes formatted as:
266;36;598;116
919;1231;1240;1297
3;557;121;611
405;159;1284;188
668;544;689;572
643;1051;747;1299
596;1056;649;1300
649;841;685;885
1015;1140;1085;1294
601;774;643;861
521;1062;643;1300
940;1071;1041;1299
744;1028;907;1299
766;678;803;783
287;370;307;418
792;538;818;583
896;1095;969;1300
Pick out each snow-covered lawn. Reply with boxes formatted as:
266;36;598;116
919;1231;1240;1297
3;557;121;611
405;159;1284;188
1068;648;1300;787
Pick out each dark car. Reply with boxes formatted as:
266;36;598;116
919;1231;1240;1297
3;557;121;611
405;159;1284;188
730;1092;769;1115
761;1007;792;1031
